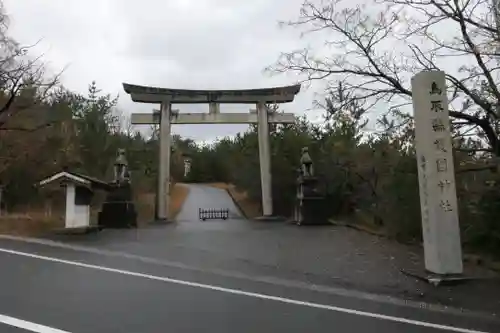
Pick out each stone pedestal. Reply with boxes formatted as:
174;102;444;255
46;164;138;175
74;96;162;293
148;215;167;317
293;176;329;225
98;184;137;229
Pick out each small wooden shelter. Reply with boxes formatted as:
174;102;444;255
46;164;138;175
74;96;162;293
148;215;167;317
37;170;111;230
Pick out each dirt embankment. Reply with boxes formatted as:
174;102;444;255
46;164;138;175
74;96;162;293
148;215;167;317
135;183;190;224
206;183;261;218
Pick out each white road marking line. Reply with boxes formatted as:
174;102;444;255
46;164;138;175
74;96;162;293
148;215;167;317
0;313;71;333
0;235;493;321
0;247;489;333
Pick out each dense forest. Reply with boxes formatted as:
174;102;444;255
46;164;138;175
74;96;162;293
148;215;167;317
1;0;500;258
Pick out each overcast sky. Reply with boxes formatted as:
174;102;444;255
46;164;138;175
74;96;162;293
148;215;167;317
3;0;326;142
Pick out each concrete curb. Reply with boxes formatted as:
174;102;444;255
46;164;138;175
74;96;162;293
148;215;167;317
253;215;287;222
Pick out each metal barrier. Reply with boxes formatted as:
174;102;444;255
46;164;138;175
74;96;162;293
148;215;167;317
199;208;229;221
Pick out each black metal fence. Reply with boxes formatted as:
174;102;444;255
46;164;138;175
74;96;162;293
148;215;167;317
199;208;229;221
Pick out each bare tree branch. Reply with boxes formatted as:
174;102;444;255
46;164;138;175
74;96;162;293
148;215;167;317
269;0;500;155
0;4;61;131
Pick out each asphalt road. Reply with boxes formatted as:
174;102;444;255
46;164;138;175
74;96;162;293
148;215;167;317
0;238;498;333
0;185;498;332
176;184;245;223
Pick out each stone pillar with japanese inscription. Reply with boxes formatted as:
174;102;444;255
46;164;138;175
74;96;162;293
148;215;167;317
411;70;463;275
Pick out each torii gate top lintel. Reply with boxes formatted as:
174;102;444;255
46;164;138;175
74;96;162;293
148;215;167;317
122;83;301;104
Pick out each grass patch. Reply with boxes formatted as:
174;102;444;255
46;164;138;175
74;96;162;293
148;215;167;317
0;210;63;236
0;184;191;235
207;183;261;218
169;183;190;220
135;183;190;224
135;192;155;226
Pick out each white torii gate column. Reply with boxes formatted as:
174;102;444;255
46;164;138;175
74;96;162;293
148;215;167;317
157;101;172;221
256;102;273;216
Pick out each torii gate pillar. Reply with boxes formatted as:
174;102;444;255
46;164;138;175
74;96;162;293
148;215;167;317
157;101;172;221
257;101;273;216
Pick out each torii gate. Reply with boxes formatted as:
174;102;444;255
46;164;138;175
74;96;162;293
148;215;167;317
123;83;301;222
